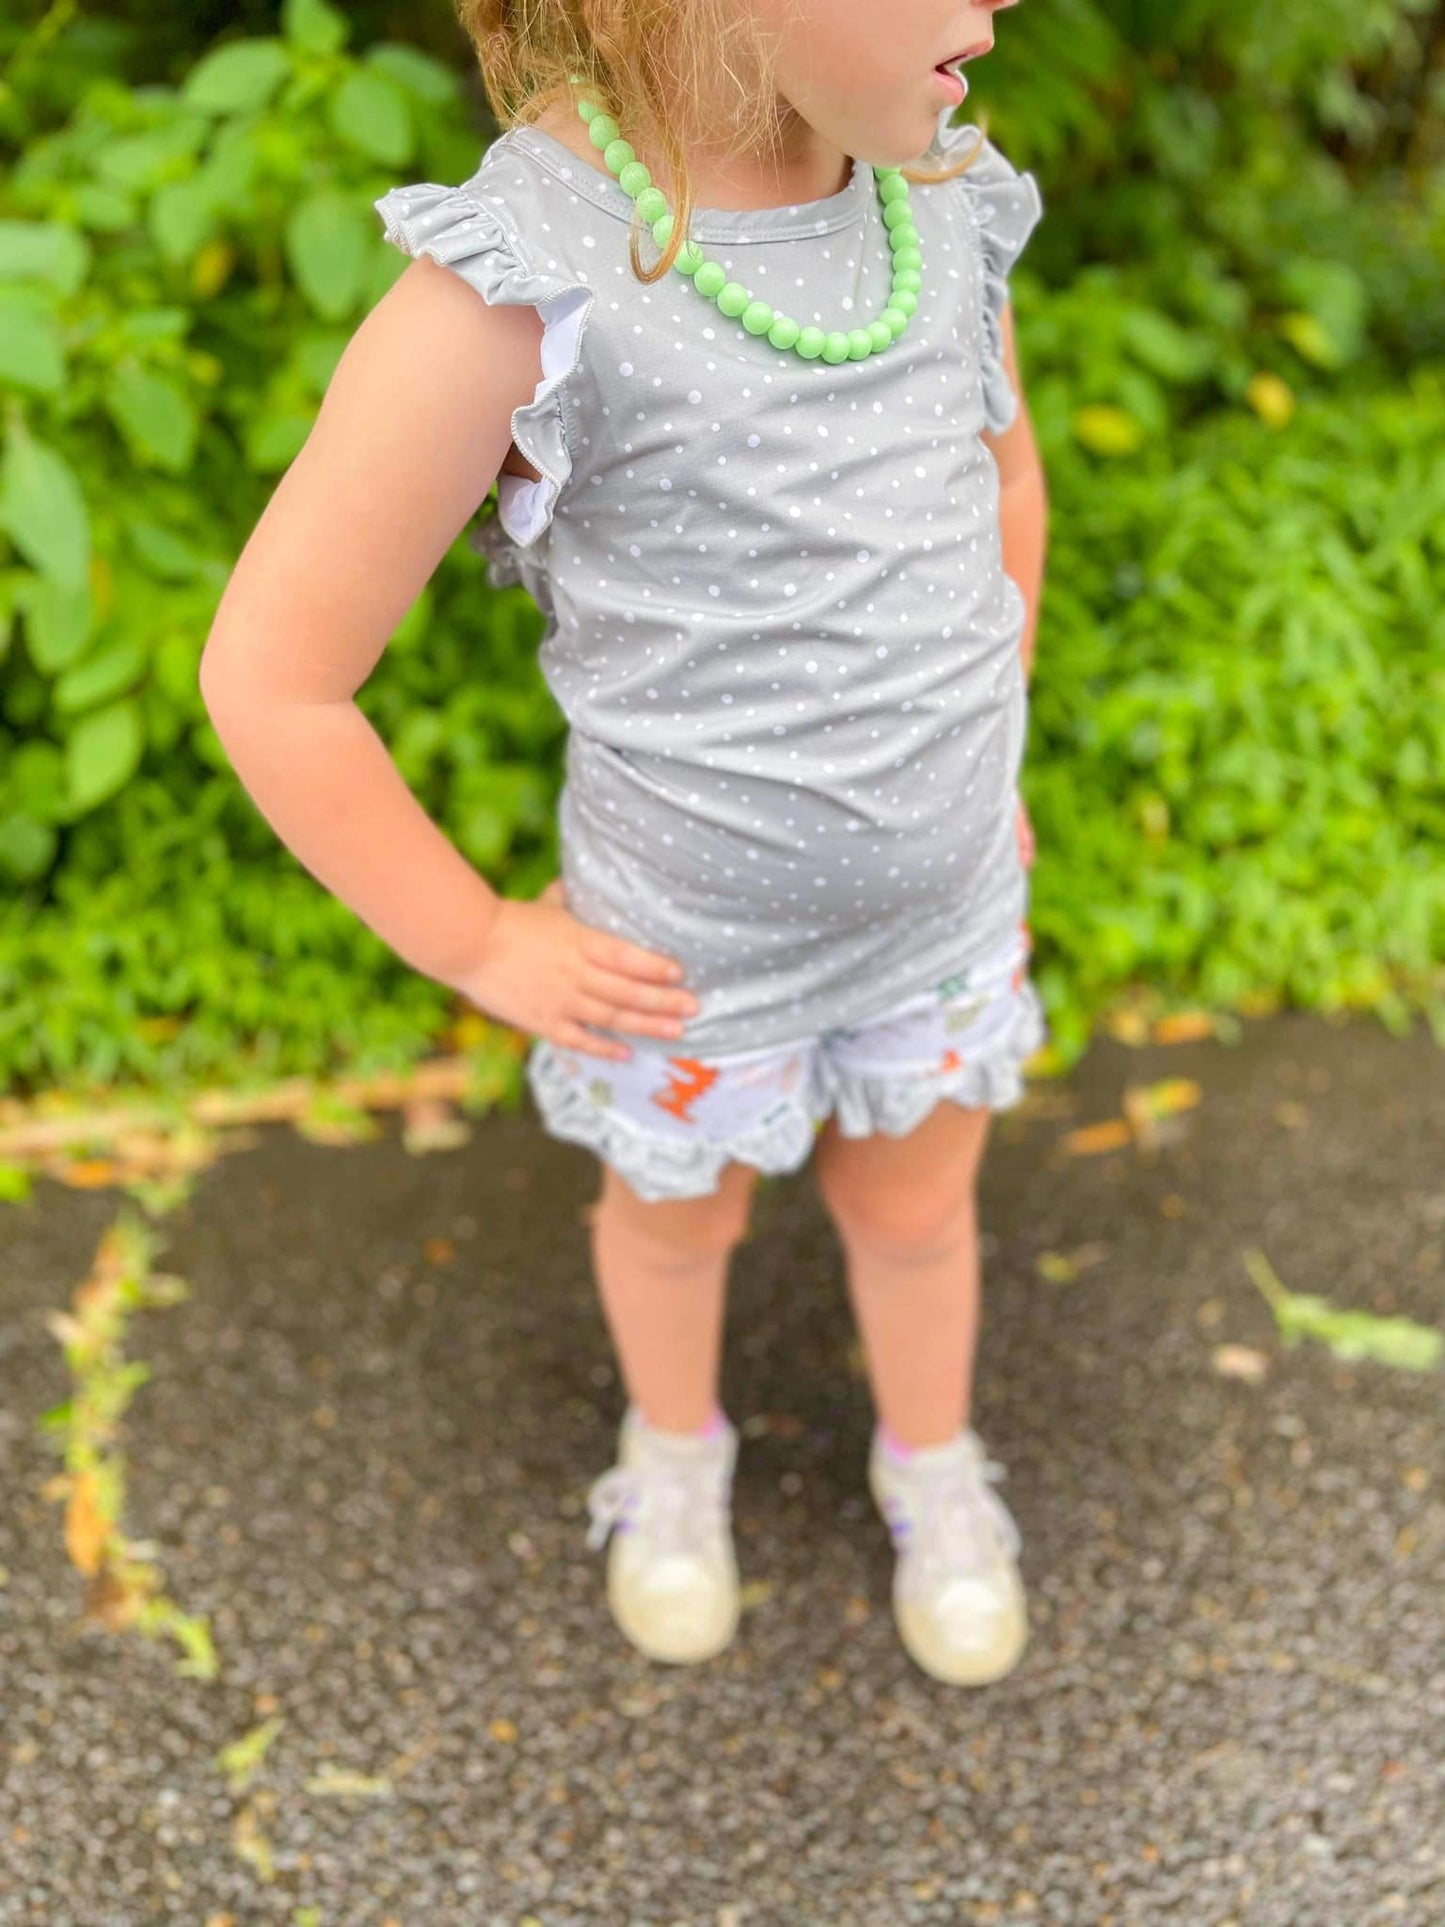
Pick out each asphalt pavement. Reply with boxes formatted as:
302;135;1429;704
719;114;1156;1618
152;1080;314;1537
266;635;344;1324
1;1006;1442;1926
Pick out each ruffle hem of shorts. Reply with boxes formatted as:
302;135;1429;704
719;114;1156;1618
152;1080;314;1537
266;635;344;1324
524;976;1048;1203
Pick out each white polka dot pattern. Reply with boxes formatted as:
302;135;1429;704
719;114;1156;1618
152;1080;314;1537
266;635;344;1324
374;105;1045;1058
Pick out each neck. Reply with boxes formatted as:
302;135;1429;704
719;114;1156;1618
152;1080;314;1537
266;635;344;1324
538;86;851;215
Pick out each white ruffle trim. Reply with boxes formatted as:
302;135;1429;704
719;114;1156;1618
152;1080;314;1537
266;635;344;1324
525;1039;822;1204
931;112;1045;435
375;180;592;583
524;978;1048;1200
822;977;1049;1139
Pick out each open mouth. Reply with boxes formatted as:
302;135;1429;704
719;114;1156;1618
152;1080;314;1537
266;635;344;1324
932;46;988;103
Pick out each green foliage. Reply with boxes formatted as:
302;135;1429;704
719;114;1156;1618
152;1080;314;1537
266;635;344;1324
0;1;495;864
0;0;1441;1098
1022;364;1445;1059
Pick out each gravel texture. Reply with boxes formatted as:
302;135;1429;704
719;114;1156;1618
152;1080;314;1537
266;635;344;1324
1;1008;1442;1926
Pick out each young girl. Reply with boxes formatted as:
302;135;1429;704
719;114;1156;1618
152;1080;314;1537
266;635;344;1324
200;0;1047;1688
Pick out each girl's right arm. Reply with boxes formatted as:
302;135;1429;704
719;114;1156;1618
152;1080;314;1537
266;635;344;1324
198;256;699;1062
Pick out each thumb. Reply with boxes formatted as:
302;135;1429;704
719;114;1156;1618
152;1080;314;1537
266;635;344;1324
540;877;567;906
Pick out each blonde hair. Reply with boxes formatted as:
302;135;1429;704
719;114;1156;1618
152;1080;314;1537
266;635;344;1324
456;0;989;284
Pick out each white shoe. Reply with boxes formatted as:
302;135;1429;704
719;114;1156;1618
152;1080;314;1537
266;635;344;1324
868;1422;1028;1686
584;1404;742;1665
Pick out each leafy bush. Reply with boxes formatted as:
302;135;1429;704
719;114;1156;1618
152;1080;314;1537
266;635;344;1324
0;0;497;880
1027;364;1445;1057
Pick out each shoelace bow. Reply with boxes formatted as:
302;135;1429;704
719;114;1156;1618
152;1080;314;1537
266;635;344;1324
887;1440;1022;1584
584;1458;727;1556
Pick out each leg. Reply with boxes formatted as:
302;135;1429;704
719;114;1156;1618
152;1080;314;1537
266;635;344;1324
587;1156;760;1434
814;1100;992;1451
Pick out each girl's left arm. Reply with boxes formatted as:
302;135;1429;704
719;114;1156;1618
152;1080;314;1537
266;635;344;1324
982;302;1047;687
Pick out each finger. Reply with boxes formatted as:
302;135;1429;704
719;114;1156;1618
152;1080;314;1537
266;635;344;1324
576;926;685;984
582;962;698;1015
553;1019;632;1061
574;993;688;1040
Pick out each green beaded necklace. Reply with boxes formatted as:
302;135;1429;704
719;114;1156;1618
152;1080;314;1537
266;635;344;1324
568;78;921;364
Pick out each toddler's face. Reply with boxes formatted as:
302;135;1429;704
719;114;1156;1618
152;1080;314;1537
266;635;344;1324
759;0;1020;168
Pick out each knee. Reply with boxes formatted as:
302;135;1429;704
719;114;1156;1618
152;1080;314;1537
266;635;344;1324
817;1155;978;1265
592;1157;757;1262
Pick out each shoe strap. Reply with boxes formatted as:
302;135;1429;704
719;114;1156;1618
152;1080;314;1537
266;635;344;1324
585;1457;729;1555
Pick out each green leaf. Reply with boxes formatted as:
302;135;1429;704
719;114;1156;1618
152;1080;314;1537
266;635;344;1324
0;221;90;296
328;68;414;166
71;185;136;234
1278;1297;1442;1371
54;636;147;715
0;421;90;591
282;0;350;54
21;575;93;673
0;811;56;882
245;409;314;473
1120;308;1214;384
0;292;64;395
150;180;219;266
97;122;207;193
183;39;292;115
284;191;370;321
125;517;211;581
105;367;201;474
8;739;66;819
64;698;145;814
1243;1249;1444;1373
294;329;348;392
366;43;460;104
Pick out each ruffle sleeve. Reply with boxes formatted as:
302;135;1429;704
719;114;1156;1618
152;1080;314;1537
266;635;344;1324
375;180;594;575
931;113;1044;434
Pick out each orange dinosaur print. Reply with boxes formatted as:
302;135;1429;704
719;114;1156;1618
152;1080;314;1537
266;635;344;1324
650;1056;721;1124
938;1048;964;1074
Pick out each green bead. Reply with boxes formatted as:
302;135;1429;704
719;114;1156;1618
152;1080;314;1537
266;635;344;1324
571;91;930;364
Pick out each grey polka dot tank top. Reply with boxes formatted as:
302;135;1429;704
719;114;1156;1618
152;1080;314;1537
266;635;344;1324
376;104;1045;1057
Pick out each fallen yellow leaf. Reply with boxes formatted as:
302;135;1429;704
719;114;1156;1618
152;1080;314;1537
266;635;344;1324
1061;1119;1133;1157
1152;1011;1216;1044
64;1470;110;1576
